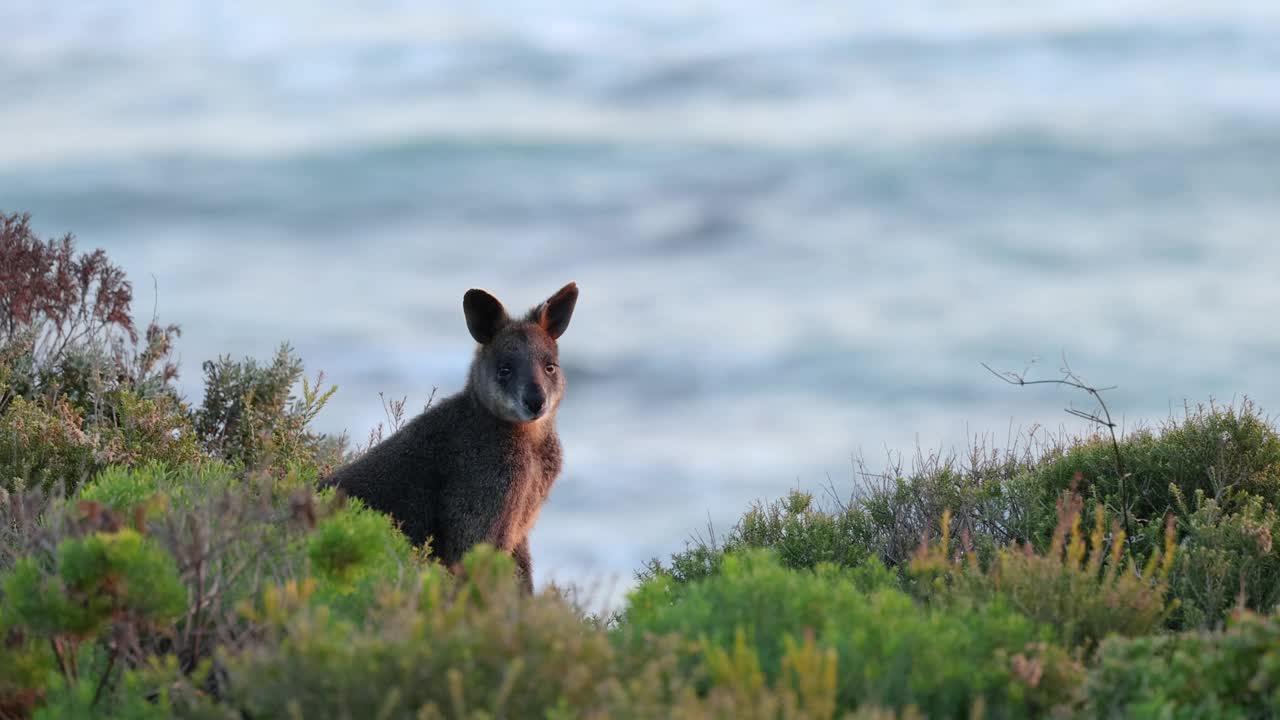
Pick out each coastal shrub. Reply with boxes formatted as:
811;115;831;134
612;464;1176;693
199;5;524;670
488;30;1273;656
216;545;924;720
909;492;1177;652
4;528;186;640
1083;610;1280;719
0;212;194;495
625;549;1078;718
1023;399;1280;557
0;388;200;496
219;547;663;720
0;525;187;714
0;210;183;428
645;401;1276;600
0;621;53;719
0;394;98;494
639;489;879;586
192;344;338;476
304;492;421;618
1168;489;1280;630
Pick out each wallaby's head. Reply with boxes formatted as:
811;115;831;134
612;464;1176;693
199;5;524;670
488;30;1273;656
463;282;578;424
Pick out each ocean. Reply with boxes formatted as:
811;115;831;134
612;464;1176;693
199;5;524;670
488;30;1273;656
2;1;1279;603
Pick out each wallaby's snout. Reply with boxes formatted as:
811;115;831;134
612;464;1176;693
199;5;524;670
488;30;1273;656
522;386;546;417
463;282;578;425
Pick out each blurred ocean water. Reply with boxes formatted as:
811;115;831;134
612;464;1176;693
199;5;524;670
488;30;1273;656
2;1;1279;600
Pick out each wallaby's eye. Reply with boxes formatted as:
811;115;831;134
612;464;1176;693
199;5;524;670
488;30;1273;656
545;364;557;375
497;366;512;380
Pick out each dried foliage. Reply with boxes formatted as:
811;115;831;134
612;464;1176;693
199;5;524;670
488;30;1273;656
0;211;180;408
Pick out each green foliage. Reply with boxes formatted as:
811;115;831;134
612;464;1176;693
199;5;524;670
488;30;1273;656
1083;610;1280;719
0;387;199;496
306;494;418;616
221;549;663;720
0;624;53;718
309;500;399;583
640;489;880;586
79;462;198;515
625;549;1077;718
0;394;98;493
192;343;338;475
4;528;186;640
1169;489;1280;630
33;666;175;720
93;389;201;471
910;494;1177;651
1026;399;1280;557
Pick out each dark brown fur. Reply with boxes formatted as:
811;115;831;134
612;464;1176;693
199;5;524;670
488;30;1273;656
323;283;578;592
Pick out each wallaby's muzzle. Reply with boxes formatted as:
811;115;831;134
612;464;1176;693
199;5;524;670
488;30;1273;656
523;388;547;417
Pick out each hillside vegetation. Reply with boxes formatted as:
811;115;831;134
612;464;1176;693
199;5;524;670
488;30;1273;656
2;212;1278;719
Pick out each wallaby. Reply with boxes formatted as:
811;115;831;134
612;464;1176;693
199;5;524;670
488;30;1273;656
323;282;579;593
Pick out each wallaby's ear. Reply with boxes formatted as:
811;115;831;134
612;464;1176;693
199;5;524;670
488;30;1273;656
463;289;509;344
533;282;578;340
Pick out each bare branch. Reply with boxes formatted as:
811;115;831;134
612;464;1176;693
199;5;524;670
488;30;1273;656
982;354;1133;553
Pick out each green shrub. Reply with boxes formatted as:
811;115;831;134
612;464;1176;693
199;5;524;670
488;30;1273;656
79;462;204;515
32;662;179;720
0;394;98;493
640;489;880;586
3;528;186;641
839;400;1280;574
192;344;337;475
1083;610;1280;719
93;389;201;471
0;623;54;718
0;526;187;716
0;388;199;496
305;493;420;617
910;493;1177;651
1169;489;1280;630
625;549;1077;718
1025;399;1280;557
0;464;342;715
218;546;668;720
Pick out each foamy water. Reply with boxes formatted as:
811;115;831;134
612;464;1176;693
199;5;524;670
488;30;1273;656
2;1;1279;603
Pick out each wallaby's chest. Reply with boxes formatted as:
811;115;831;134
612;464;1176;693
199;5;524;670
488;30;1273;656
478;435;558;545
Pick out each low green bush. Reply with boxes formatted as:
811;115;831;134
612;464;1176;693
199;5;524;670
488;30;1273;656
909;494;1177;652
1168;489;1280;630
1024;400;1280;557
192;344;339;475
639;489;880;586
625;549;1078;718
1083;610;1280;719
0;525;187;714
0;394;99;494
212;548;663;720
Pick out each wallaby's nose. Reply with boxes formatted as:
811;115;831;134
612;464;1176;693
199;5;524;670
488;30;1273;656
523;390;546;416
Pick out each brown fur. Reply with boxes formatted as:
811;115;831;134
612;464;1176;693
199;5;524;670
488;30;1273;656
322;283;578;592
